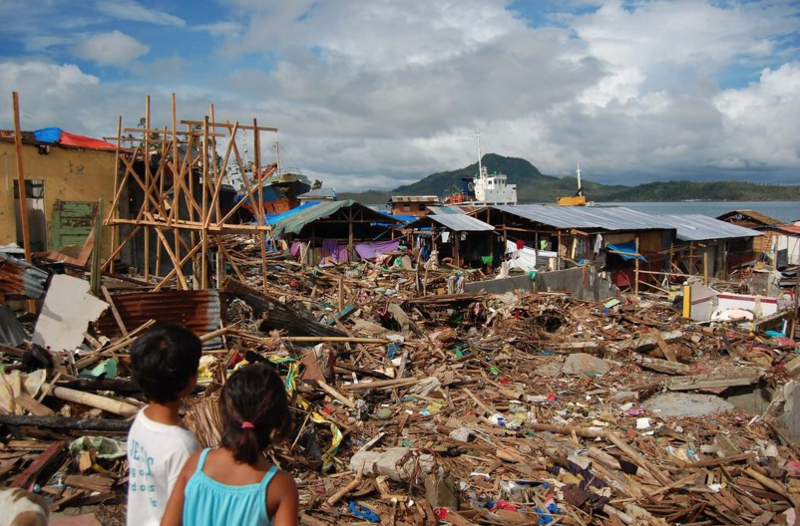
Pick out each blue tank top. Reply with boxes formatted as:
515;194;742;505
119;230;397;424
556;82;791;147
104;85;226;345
183;448;278;526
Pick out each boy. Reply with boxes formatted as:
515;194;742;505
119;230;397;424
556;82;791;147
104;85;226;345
126;323;202;526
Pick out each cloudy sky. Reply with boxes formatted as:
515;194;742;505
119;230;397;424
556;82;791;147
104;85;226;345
0;0;798;189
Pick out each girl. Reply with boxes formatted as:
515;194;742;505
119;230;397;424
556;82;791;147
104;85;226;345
161;364;298;526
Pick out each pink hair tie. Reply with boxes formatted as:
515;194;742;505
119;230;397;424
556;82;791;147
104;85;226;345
241;422;255;430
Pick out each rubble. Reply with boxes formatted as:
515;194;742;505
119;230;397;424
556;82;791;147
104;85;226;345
0;235;799;526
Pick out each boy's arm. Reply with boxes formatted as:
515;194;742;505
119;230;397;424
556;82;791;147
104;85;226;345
160;450;199;526
268;470;299;526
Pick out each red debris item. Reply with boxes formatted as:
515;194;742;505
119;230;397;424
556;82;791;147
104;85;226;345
547;393;557;402
434;508;448;519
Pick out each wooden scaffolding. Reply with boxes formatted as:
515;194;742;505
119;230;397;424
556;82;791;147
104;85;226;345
104;95;275;293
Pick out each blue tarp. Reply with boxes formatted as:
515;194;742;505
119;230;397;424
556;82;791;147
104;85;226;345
33;127;63;143
606;242;647;262
263;201;320;226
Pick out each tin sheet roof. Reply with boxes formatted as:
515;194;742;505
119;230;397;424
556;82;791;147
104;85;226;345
491;205;669;231
96;290;222;347
0;254;49;299
270;200;400;237
407;213;494;232
656;214;762;241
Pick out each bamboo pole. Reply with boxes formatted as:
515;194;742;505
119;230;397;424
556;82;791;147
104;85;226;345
171;95;181;281
703;251;708;285
201;116;209;289
144;95;151;281
11;92;35;314
210;104;222;223
634;235;640;296
109;116;122;273
254;119;268;294
50;387;140;417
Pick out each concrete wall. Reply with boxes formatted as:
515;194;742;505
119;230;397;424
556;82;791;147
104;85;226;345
0;141;118;259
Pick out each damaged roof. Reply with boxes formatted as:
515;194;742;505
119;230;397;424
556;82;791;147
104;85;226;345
0;254;49;299
269;200;400;237
491;204;669;232
96;290;223;347
656;214;762;241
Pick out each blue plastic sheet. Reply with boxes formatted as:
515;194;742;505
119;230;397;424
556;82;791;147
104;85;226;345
33;127;63;143
606;241;647;262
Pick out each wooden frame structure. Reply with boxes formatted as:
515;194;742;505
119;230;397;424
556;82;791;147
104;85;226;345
104;95;276;293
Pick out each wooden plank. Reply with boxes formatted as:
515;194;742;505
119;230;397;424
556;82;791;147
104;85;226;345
11;441;66;487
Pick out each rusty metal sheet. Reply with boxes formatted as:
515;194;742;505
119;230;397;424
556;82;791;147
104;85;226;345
0;253;49;299
0;304;26;346
96;290;223;347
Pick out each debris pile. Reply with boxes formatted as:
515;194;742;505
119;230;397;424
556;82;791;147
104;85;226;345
1;245;799;526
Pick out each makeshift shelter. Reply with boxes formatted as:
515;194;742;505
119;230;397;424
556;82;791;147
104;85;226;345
655;214;763;275
404;212;494;267
269;200;401;264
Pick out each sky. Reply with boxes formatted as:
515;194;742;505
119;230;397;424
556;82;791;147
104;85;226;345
0;0;798;190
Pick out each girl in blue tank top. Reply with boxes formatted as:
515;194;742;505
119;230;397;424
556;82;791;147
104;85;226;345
160;364;298;526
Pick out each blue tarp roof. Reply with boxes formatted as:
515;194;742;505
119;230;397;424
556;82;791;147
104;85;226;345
380;212;416;223
607;242;647;262
33;127;63;143
263;201;320;225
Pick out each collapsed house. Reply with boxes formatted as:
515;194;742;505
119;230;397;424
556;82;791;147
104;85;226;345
718;209;800;267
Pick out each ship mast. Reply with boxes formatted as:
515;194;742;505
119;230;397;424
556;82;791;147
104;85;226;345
476;130;483;177
576;161;583;196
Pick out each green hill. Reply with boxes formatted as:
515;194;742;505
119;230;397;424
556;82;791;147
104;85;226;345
337;153;800;203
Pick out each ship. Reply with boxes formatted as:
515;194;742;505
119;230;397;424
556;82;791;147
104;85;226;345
444;133;517;205
237;167;312;217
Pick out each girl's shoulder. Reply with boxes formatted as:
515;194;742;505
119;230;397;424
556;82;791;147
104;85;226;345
266;468;298;516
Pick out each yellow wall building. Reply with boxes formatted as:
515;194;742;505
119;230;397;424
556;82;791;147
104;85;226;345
0;138;118;259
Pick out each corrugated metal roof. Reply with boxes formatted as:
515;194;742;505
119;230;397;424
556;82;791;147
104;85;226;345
492;205;669;231
390;195;439;203
96;290;222;347
270;200;400;237
407;214;494;232
0;304;26;347
656;214;762;241
428;205;466;214
298;187;337;199
777;224;800;235
0;254;49;299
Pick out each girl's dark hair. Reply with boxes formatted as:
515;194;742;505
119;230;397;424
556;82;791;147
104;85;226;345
219;364;291;465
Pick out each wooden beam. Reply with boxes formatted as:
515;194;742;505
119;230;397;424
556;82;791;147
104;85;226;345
11;92;35;314
181;119;278;132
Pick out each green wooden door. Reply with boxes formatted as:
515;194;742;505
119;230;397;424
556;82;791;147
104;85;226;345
52;200;98;251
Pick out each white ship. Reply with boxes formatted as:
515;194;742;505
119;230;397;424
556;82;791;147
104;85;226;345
444;132;518;205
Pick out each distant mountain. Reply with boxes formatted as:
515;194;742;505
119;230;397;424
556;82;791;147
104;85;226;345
337;153;800;203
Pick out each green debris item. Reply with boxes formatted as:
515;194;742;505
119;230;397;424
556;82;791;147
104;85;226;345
70;436;126;460
454;349;464;358
481;255;493;265
489;367;500;376
604;298;621;308
81;358;118;380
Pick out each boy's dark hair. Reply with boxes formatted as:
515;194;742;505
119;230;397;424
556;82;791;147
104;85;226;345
220;364;291;465
130;322;202;404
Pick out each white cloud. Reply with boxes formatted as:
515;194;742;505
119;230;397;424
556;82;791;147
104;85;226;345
713;62;800;168
192;22;244;39
2;1;799;190
73;31;150;66
95;0;185;27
